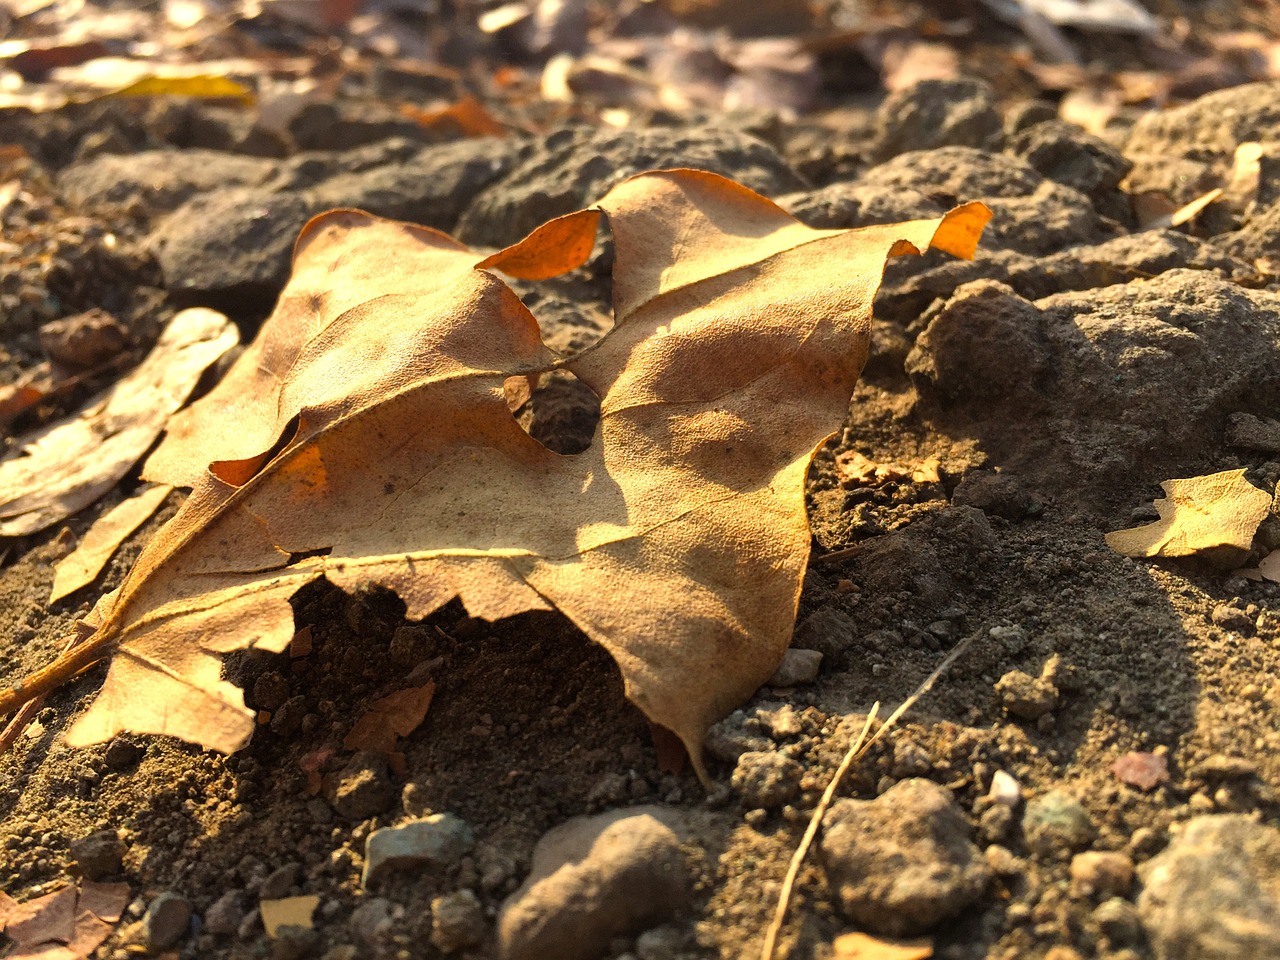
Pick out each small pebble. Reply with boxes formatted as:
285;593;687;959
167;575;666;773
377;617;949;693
994;669;1058;720
327;752;397;820
1210;602;1254;633
103;737;143;771
204;890;245;936
768;648;822;686
1092;897;1143;945
362;813;475;887
988;770;1022;807
731;751;803;809
635;924;684;960
1110;751;1169;792
1022;791;1096;857
260;863;301;900
1069;851;1134;899
69;828;125;880
430;890;487;954
272;925;321;960
141;892;192;951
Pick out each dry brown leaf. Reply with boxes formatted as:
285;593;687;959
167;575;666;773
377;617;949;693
399;95;506;137
13;171;986;780
343;682;436;753
0;881;122;960
1105;469;1273;558
0;308;236;537
1236;549;1280;583
50;484;173;603
833;930;933;960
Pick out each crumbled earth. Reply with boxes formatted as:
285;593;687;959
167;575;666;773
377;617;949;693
2;43;1280;960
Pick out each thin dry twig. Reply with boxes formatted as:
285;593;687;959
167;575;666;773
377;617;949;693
760;630;977;960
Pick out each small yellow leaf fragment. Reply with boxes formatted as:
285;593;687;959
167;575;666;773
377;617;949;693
260;896;319;938
1105;469;1273;558
833;930;933;960
100;75;255;106
50;484;173;603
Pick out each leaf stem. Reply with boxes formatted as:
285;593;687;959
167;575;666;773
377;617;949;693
0;631;107;720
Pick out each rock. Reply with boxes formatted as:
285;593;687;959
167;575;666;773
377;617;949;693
995;669;1058;720
704;710;772;764
907;270;1280;495
818;778;990;936
768;648;822;686
328;751;398;821
348;897;397;951
1138;815;1280;960
1006;120;1131;203
891;739;933;778
871;79;1003;161
457;125;805;246
141;892;192;951
1188;754;1258;782
635;924;684;960
988;770;1022;808
272;925;321;960
269;138;424;190
1092;897;1144;946
1070;851;1135;899
58;148;277;214
1022;791;1096;857
103;736;144;771
430;890;487;954
38;308;127;371
310;139;520;231
731;751;803;809
362;813;475;887
780;180;943;230
952;472;1039;521
497;807;693;960
69;828;126;880
287;99;429;151
1124;81;1280;203
878;228;1252;323
149;187;318;311
260;862;301;900
1225;412;1280;453
204;890;245;936
1211;602;1254;633
1214;200;1280;268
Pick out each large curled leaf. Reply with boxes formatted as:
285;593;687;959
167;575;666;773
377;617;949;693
55;170;987;778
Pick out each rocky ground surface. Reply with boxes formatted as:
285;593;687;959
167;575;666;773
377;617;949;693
2;30;1280;960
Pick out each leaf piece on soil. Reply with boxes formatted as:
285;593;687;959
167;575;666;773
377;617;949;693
50;484;173;603
0;308;237;537
1110;751;1169;791
57;171;988;779
833;930;933;960
343;682;436;753
260;896;319;938
1104;469;1273;558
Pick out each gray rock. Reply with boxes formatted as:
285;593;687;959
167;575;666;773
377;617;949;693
310;139;520;232
1124;81;1280;203
1006;120;1131;202
635;924;684;960
287;99;429;152
58;149;277;214
348;897;397;951
731;751;803;809
457;125;805;246
268;138;425;190
259;862;301;900
768;648;822;686
995;669;1058;720
328;751;398;821
204;890;245;937
272;925;321;960
1138;815;1280;960
70;828;125;880
1225;412;1280;453
704;710;772;764
818;778;990;936
906;271;1280;495
141;892;192;951
430;889;488;954
780;180;943;230
1022;790;1096;857
149;187;319;311
871;79;1003;161
497;807;693;960
362;813;475;887
878;228;1253;323
1214;200;1280;268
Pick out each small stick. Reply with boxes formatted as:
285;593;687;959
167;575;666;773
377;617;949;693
760;630;977;960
